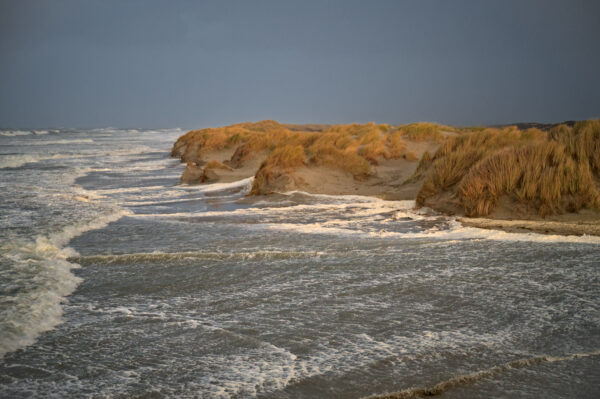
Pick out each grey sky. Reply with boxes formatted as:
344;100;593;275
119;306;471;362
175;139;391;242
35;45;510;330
0;0;598;128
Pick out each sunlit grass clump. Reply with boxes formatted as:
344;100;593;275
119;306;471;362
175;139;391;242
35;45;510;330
398;122;453;142
173;120;447;183
415;120;600;217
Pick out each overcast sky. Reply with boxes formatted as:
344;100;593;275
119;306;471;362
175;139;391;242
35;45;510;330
1;0;598;128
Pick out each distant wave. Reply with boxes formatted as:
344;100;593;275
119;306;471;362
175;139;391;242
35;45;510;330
0;130;31;137
0;208;130;358
365;350;600;399
0;130;50;137
0;154;76;169
18;138;95;146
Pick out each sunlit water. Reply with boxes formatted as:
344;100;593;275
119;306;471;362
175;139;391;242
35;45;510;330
0;128;599;398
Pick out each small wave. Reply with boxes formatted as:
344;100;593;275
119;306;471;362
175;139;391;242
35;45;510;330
71;250;324;265
258;218;600;244
0;208;130;358
436;220;600;244
182;176;254;193
130;200;416;219
18;139;95;146
283;190;387;204
0;130;31;137
93;185;168;195
0;154;74;169
365;350;600;399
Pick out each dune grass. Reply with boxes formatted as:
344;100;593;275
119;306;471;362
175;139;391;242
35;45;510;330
397;122;454;142
249;145;307;195
415;120;600;217
174;120;437;186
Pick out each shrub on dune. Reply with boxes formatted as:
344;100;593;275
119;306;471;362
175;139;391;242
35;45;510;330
398;122;451;142
310;143;372;179
250;145;307;195
386;130;407;159
415;120;600;217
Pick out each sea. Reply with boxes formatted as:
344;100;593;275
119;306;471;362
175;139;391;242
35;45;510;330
0;128;599;398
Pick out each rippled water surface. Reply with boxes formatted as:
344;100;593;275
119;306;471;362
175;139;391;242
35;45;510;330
1;128;599;398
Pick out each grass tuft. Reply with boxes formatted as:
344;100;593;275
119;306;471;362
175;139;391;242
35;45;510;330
414;120;600;217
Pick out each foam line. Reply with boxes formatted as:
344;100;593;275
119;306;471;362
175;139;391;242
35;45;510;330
0;208;130;358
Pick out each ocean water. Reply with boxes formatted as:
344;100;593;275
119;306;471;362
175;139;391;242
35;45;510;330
0;128;599;398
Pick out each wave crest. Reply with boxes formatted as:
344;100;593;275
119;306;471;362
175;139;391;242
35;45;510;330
0;208;129;358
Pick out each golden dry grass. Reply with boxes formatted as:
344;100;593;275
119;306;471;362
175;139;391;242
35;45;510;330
261;145;307;169
397;122;453;142
415;120;600;217
249;145;307;195
174;120;440;184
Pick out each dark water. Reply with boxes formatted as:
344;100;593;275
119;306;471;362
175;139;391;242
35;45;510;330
1;128;599;398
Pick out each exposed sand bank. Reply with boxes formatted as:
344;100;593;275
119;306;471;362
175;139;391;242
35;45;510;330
459;215;600;236
174;121;442;198
180;140;438;199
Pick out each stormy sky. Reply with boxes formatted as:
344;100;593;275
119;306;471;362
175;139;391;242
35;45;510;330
1;0;598;128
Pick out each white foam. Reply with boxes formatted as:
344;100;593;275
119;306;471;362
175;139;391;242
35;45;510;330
93;185;168;195
0;130;31;136
283;190;384;203
442;219;600;244
181;176;255;193
260;217;600;244
0;207;130;358
131;199;415;219
18;138;95;146
0;153;75;169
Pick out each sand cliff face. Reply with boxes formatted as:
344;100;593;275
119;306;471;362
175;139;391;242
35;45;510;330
171;120;447;199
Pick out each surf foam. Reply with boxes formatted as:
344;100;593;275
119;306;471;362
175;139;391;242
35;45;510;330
0;208;130;358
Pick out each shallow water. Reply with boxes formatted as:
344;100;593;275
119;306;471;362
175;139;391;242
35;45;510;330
1;128;599;398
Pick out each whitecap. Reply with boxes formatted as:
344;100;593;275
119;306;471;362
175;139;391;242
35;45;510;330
0;130;31;137
0;154;74;169
181;176;255;194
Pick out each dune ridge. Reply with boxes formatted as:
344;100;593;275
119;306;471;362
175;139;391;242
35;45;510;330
171;119;600;236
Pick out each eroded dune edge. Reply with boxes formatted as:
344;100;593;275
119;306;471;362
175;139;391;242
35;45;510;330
171;119;600;236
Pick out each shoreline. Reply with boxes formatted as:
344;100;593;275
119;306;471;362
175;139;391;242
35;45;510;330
171;120;600;238
458;216;600;237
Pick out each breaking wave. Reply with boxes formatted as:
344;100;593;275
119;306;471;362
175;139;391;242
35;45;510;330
181;176;254;193
18;138;95;146
0;130;31;137
0;208;130;358
0;154;75;169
